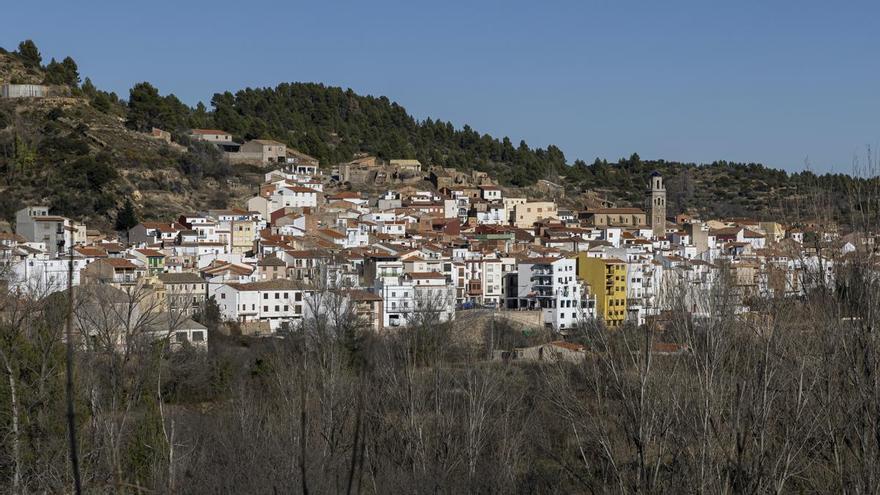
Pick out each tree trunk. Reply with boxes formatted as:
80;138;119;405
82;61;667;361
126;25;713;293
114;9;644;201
5;357;21;495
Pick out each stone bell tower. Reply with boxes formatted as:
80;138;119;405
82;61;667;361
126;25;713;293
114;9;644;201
647;171;666;238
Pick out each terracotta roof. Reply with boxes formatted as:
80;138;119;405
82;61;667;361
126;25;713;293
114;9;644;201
710;227;742;236
140;222;181;233
318;229;346;239
102;258;140;269
346;290;382;302
201;261;254;276
75;246;108;257
285;249;331;259
258;256;286;266
285;186;318;194
135;248;164;257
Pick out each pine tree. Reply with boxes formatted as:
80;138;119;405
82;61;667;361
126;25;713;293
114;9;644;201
16;40;41;68
115;199;138;231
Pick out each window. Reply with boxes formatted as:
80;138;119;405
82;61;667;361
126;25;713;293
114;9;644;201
175;332;187;343
220;293;226;299
283;305;288;312
295;305;302;314
295;293;302;301
263;293;268;300
263;306;268;312
275;293;280;299
192;331;205;342
274;305;279;311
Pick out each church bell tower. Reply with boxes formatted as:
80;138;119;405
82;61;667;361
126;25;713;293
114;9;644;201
647;171;666;238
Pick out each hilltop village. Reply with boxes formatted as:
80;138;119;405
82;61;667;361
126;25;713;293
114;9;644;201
0;121;852;349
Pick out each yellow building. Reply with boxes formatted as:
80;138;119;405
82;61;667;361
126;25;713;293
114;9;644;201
572;254;627;328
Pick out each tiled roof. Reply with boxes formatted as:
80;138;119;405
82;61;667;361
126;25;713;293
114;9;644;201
407;272;445;279
102;258;140;269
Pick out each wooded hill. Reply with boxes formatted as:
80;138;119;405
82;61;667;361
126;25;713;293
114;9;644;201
0;40;872;228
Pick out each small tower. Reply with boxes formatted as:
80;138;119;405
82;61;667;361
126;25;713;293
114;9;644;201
647;171;666;238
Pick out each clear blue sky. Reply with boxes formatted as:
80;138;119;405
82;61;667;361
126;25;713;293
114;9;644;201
4;0;879;173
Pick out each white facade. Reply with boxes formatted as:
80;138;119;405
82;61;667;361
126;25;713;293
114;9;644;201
514;258;594;331
9;258;88;295
214;282;311;331
377;273;455;328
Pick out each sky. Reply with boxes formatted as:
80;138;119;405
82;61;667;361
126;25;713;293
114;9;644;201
4;0;880;173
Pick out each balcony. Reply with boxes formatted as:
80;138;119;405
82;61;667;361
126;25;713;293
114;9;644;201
533;289;554;298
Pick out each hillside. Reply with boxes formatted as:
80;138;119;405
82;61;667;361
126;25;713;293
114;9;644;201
0;40;873;229
562;154;862;223
0;49;262;230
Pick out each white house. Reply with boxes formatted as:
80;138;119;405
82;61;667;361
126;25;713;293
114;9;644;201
9;258;88;295
376;272;455;328
214;279;312;332
479;185;503;201
512;257;594;331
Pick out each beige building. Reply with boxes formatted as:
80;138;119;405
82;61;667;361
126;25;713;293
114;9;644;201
513;201;558;229
257;256;287;281
502;197;527;224
189;129;233;143
237;140;287;164
580;208;647;227
230;219;255;254
155;273;208;316
389;159;422;172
